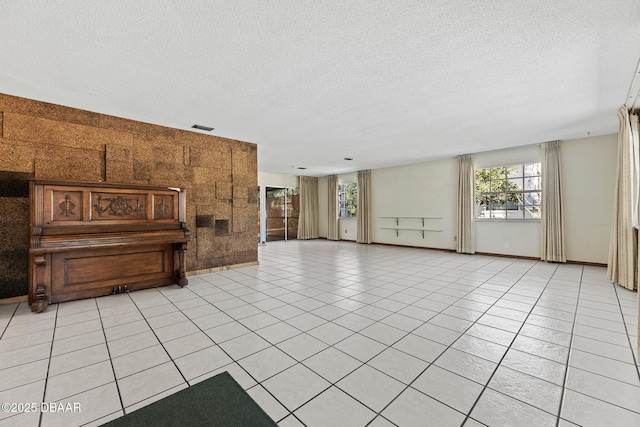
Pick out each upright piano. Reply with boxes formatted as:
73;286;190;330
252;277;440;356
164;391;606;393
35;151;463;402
29;180;190;312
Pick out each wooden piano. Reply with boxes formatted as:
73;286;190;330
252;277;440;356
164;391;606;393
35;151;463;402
28;180;190;312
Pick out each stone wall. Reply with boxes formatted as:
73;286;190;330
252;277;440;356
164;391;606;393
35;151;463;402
0;93;258;299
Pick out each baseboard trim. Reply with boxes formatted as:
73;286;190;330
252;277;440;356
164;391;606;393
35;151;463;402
0;295;28;305
566;260;607;267
187;261;259;276
474;251;540;261
372;242;455;252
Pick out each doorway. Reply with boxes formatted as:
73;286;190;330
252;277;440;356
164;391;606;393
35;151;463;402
265;187;299;241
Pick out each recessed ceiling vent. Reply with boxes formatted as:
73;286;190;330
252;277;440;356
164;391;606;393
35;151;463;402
344;157;354;161
191;124;214;131
296;167;307;170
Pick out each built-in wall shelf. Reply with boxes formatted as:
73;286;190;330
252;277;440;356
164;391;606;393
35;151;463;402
378;217;443;238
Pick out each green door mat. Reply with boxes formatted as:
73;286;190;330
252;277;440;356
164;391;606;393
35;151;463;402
102;372;278;427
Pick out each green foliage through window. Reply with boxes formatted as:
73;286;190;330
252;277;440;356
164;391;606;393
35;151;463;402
475;163;541;220
339;183;357;218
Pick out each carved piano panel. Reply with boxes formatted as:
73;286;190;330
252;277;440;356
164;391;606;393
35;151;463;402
29;180;190;312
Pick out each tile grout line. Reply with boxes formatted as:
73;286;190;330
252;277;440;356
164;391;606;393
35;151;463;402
226;248;493;424
612;281;640;383
456;261;561;425
0;303;20;341
94;296;128;423
341;257;551;425
554;265;584;427
265;250;549;422
38;302;60;427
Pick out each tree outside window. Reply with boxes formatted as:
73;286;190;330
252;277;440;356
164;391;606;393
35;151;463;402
338;183;357;218
475;163;541;219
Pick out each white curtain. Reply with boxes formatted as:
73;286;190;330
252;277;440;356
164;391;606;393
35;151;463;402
541;141;566;262
297;176;319;240
356;170;372;244
327;175;339;240
456;155;475;254
607;107;639;290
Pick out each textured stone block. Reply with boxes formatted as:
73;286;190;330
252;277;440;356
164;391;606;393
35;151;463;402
232;206;247;233
34;146;105;181
132;160;153;182
196;204;215;216
216;181;232;200
133;138;155;162
191;184;215;205
233;186;248;201
151;162;191;187
190;146;219;168
0;141;36;173
153;144;183;164
0;94;100;127
215;200;232;219
4;112;133;150
196;227;214;260
193;167;214;185
232;150;248;176
106;160;134;183
106;144;132;162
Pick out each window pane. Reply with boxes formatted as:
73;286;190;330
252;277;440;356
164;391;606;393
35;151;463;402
476;203;489;219
524;191;541;205
508;178;523;191
524;205;541;219
507;164;523;178
491;167;507;178
338;183;357;218
524;163;541;177
490;194;506;209
524;177;540;191
491;208;506;219
507;192;523;205
490;179;505;192
475;163;541;221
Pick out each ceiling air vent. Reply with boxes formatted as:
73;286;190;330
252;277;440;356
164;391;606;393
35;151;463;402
191;124;214;131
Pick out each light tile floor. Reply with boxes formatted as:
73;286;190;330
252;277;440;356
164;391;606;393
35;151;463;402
1;240;639;426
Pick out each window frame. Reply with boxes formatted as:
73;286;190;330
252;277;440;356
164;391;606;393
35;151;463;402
474;162;542;221
338;182;357;218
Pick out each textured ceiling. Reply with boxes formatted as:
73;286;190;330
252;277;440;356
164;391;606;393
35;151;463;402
1;1;639;176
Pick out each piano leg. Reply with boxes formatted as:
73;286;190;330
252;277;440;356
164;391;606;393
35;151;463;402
175;242;188;287
31;256;49;313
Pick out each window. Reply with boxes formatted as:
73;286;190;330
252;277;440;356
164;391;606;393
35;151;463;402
475;162;541;220
338;183;357;218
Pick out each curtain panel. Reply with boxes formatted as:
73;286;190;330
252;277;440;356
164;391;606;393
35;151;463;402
541;141;566;262
297;176;319;240
327;175;339;240
356;170;372;244
607;107;639;290
456;155;475;254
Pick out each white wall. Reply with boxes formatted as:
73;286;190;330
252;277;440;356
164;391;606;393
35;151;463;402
258;172;298;188
474;145;542;257
372;158;457;249
290;134;617;263
561;134;617;263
